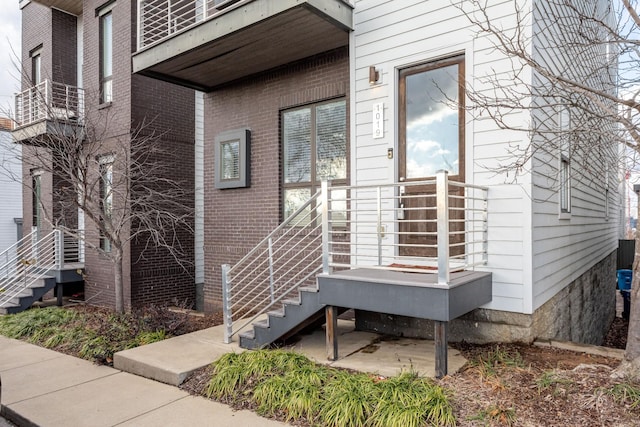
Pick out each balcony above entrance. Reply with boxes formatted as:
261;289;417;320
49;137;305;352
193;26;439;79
133;0;353;91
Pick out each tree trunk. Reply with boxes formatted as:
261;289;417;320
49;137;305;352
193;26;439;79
615;205;640;379
114;247;124;314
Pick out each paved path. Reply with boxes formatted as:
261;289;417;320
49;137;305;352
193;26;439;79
0;336;285;427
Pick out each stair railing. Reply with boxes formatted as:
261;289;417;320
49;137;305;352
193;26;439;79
221;171;489;344
0;230;58;307
222;190;324;343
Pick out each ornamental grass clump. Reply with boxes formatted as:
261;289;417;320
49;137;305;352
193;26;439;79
205;350;455;426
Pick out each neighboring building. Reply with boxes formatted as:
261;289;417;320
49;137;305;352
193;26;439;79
11;0;196;310
0;118;22;253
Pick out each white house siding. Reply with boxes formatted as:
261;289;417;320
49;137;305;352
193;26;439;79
0;129;22;255
351;0;533;313
529;0;619;311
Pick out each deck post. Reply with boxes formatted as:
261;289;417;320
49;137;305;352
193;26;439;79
56;283;63;306
221;264;232;344
436;170;450;285
434;320;448;378
326;305;338;361
321;181;332;274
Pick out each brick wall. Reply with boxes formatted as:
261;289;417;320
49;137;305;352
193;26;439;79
79;0;196;309
51;9;77;86
203;47;349;314
21;2;51;88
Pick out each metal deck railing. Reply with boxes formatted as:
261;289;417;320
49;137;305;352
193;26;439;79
221;171;489;343
14;80;84;128
0;228;84;309
136;0;354;50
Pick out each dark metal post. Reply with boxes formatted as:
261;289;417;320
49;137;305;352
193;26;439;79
434;320;448;378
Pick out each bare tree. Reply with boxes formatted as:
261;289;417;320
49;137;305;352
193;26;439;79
4;86;193;314
457;0;640;372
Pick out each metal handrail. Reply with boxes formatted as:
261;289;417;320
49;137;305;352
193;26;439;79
14;80;85;128
0;228;85;309
0;230;57;307
221;171;489;343
222;190;324;342
136;0;355;50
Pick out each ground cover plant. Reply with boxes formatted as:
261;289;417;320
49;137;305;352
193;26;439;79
201;349;455;427
2;304;636;425
180;340;640;427
0;305;220;364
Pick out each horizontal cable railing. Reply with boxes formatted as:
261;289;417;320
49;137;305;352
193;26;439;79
14;80;85;128
221;171;489;343
136;0;354;50
222;191;324;343
0;228;85;309
0;230;57;307
324;172;488;285
137;0;249;50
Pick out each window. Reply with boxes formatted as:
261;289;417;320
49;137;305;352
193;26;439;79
399;56;465;180
558;108;571;216
214;129;250;189
31;171;42;232
604;171;610;220
282;99;347;219
31;51;41;85
30;48;43;121
99;156;113;252
99;6;113;104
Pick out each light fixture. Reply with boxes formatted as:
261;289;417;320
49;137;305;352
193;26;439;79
369;66;380;85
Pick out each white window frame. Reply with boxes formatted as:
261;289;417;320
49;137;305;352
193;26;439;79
98;2;115;104
99;154;114;252
558;107;571;219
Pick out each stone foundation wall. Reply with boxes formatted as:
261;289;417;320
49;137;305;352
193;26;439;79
355;250;617;345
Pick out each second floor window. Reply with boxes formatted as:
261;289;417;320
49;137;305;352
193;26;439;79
100;8;113;104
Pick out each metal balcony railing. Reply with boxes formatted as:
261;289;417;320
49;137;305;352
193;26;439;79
137;0;246;49
14;80;84;128
136;0;354;50
0;228;84;308
221;170;489;343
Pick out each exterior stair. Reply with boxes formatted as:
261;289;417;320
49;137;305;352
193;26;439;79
239;286;326;349
0;275;57;315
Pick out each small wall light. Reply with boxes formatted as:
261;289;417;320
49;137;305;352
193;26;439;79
369;66;380;85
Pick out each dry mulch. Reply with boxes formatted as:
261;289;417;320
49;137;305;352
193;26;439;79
181;316;637;426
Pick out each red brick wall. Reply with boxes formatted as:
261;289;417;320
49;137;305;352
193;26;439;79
203;47;349;314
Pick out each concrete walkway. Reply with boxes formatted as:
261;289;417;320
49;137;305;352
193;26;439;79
114;319;467;385
0;336;285;427
1;321;467;426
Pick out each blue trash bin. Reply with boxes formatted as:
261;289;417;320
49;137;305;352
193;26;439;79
617;269;632;320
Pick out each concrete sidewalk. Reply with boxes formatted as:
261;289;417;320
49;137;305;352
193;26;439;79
1;320;468;426
0;336;285;427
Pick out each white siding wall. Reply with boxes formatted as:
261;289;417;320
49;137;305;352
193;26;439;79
529;0;619;311
352;0;617;316
352;0;534;313
0;130;22;253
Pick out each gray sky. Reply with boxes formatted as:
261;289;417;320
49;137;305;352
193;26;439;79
0;2;22;115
